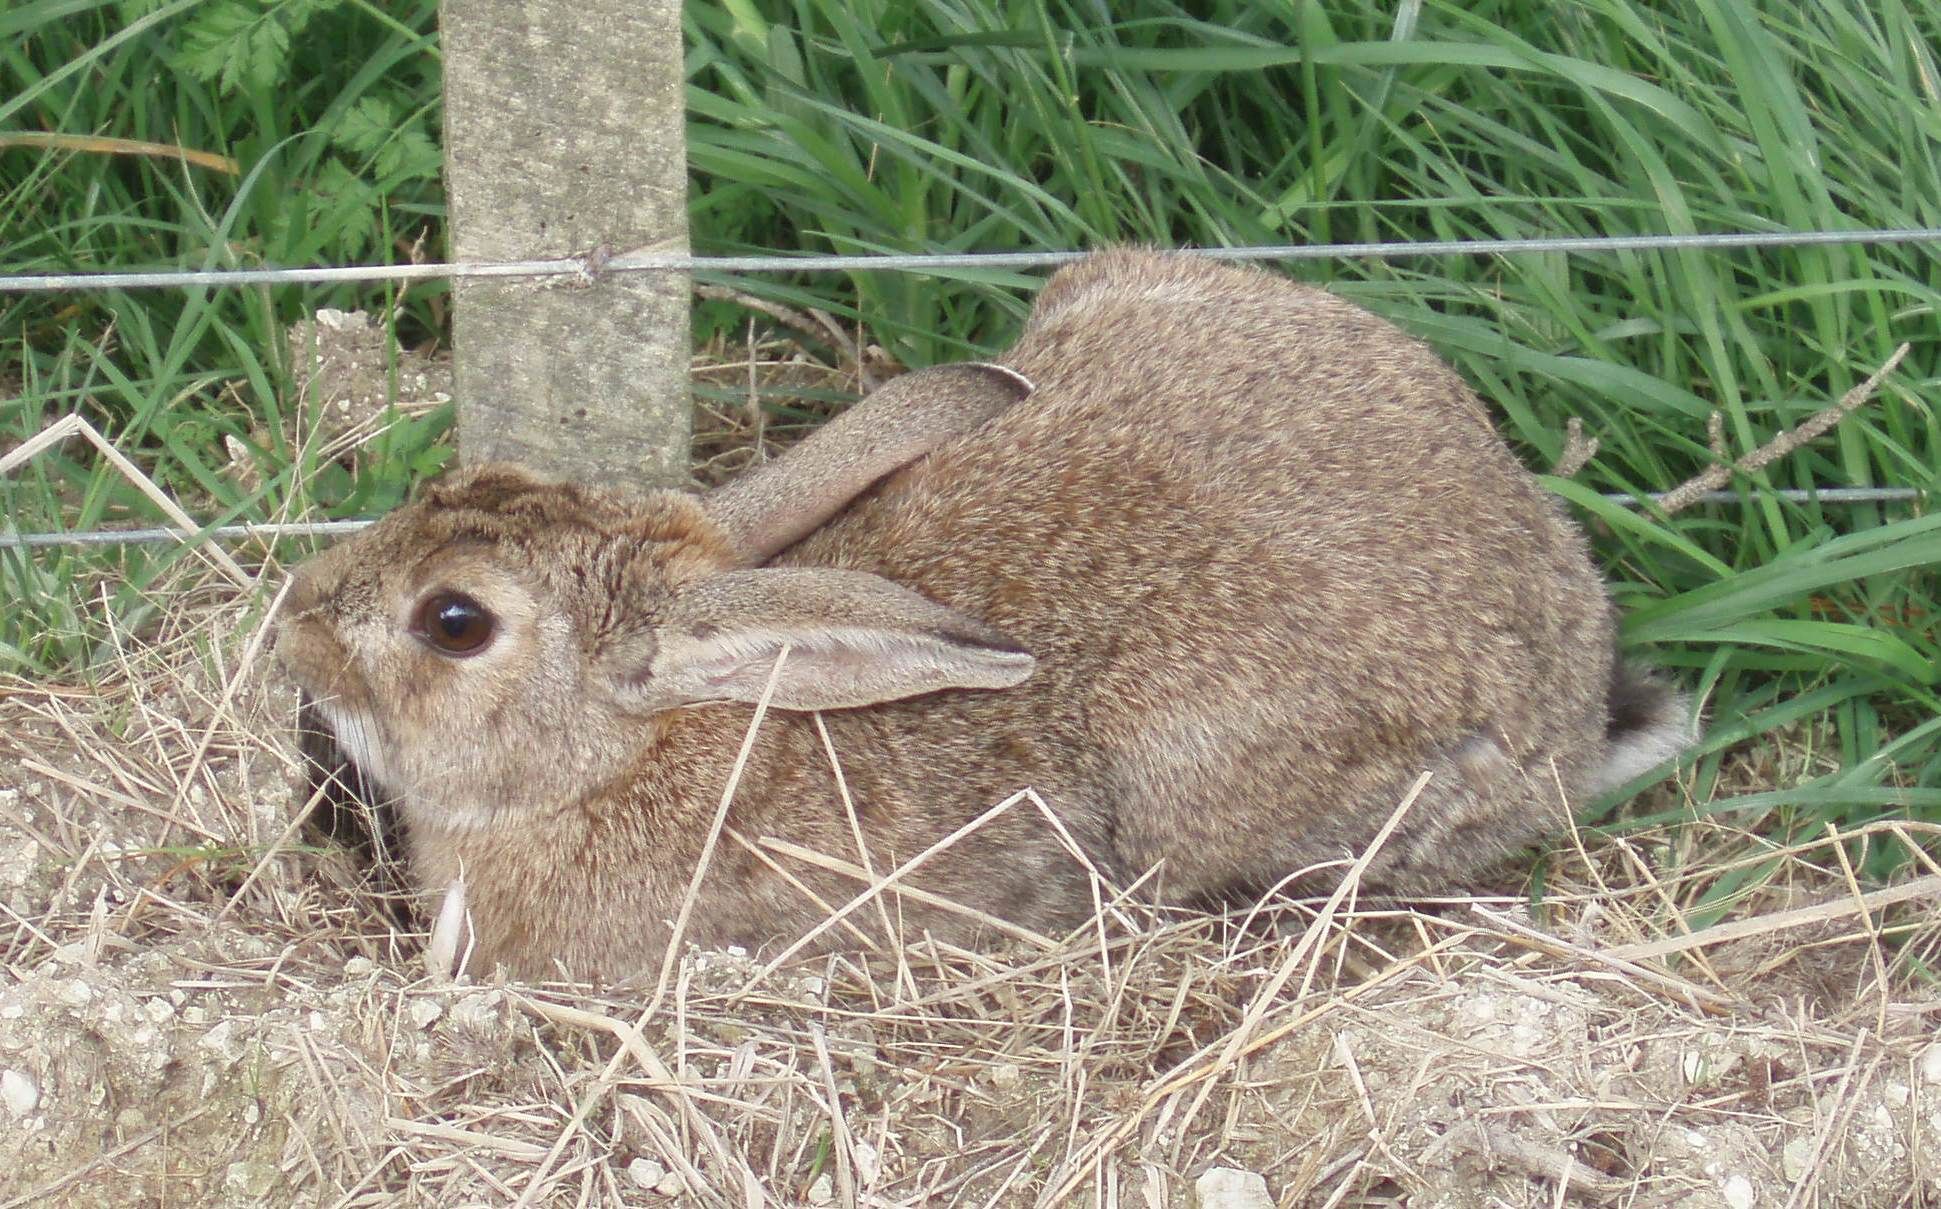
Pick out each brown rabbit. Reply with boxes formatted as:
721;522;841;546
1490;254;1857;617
278;249;1688;981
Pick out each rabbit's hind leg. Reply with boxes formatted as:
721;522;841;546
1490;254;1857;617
1362;732;1573;895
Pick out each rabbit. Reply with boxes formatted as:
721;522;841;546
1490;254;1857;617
277;249;1689;981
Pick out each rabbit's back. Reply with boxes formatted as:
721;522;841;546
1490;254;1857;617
787;251;1615;897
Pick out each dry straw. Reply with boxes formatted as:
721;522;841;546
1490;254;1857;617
1;548;1937;1203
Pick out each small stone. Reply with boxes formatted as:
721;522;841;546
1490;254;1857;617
344;957;376;978
989;1063;1022;1089
806;1173;835;1205
58;979;92;1007
627;1158;666;1190
0;838;39;889
449;991;504;1033
408;998;443;1029
200;1019;239;1059
1681;1050;1708;1085
1;1070;39;1117
1781;1136;1816;1181
1195;1166;1272;1209
224;1158;279;1199
852;1138;880;1184
1921;1042;1941;1085
1720;1173;1755;1209
654;1170;684;1197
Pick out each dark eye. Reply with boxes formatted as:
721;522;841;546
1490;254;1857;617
412;591;495;656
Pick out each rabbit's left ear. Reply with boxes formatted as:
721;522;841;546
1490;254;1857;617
599;568;1034;713
704;362;1031;564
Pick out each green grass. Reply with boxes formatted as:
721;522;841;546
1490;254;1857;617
4;0;1940;873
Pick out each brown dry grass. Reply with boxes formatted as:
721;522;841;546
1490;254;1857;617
1;336;1939;1208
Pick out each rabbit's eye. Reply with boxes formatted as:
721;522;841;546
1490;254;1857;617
413;591;495;656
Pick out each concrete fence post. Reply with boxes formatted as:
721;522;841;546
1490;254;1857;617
439;0;690;486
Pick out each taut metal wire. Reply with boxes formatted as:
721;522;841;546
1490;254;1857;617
0;487;1925;552
4;227;1941;293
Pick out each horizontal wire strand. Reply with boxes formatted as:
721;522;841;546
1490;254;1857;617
0;487;1925;552
2;226;1932;551
5;226;1941;292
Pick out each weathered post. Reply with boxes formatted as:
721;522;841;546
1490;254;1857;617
439;0;690;485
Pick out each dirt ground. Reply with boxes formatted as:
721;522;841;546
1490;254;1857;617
2;324;1939;1206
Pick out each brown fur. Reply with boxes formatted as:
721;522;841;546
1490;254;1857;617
278;250;1685;981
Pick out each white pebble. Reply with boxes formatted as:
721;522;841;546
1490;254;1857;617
223;1159;278;1198
1;1070;39;1118
199;1019;238;1058
450;991;504;1033
806;1172;835;1205
1195;1166;1273;1209
1680;1050;1708;1085
1720;1173;1755;1209
408;998;443;1029
1781;1136;1815;1182
1921;1041;1941;1085
852;1138;880;1184
627;1158;666;1190
654;1170;684;1197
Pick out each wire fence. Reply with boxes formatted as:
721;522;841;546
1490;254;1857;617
3;225;1936;554
5;226;1941;293
0;486;1929;554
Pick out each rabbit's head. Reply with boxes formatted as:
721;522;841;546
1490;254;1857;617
278;364;1037;836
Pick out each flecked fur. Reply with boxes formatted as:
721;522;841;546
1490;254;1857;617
279;250;1686;980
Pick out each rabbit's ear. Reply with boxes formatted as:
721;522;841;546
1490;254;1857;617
704;362;1031;563
605;568;1034;712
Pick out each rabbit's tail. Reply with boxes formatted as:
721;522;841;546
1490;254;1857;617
1586;656;1693;794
